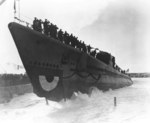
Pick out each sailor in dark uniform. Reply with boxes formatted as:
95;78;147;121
32;17;38;31
43;19;50;36
48;24;51;37
82;42;87;53
37;19;43;32
58;29;63;42
87;45;92;54
73;36;77;48
70;34;75;47
64;31;70;45
77;41;82;51
75;37;80;49
50;24;58;39
112;57;115;68
53;24;58;39
49;23;54;37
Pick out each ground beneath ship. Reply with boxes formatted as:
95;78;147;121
0;78;150;123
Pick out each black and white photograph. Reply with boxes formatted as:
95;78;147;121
0;0;150;123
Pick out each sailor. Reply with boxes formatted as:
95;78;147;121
81;41;87;53
32;17;38;31
43;19;50;36
49;23;54;38
53;24;58;39
48;24;52;37
64;31;70;45
90;49;97;57
68;34;72;45
67;33;71;45
70;34;75;48
74;36;78;48
87;45;92;54
73;36;77;48
75;38;80;49
50;24;58;39
58;29;63;42
77;38;81;49
70;35;75;47
37;19;43;32
112;57;115;68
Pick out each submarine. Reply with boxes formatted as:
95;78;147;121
8;21;133;101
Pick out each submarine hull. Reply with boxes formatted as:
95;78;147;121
8;22;133;101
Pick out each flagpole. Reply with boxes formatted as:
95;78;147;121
14;0;21;22
18;0;20;20
14;0;16;21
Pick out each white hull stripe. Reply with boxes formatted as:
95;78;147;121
39;75;59;91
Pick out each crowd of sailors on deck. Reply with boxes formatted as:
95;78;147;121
32;18;127;74
32;18;93;53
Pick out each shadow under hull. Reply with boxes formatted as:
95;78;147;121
8;22;133;101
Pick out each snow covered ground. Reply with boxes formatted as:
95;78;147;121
0;78;150;123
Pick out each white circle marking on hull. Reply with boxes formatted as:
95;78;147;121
39;75;59;91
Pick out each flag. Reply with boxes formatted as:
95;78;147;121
14;0;16;13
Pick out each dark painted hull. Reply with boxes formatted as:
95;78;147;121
8;22;133;101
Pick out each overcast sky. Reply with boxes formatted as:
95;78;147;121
0;0;150;73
